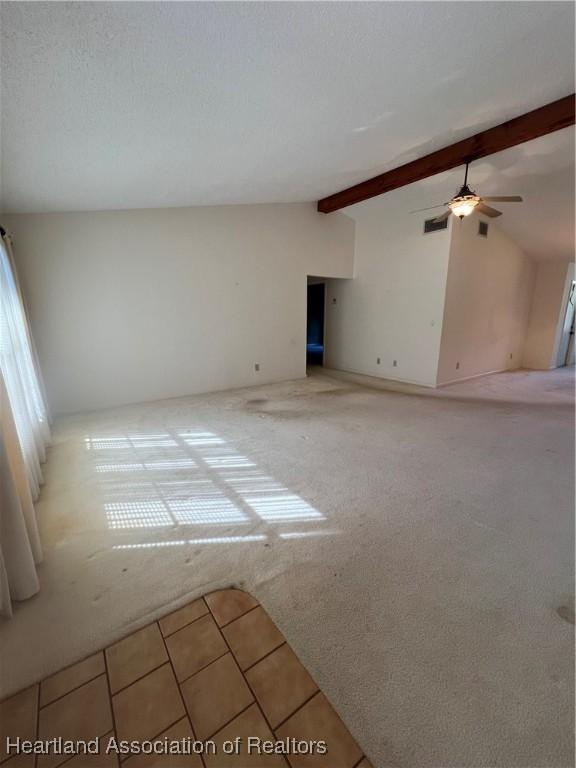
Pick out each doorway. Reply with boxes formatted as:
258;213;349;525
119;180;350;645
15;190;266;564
557;280;576;366
306;282;325;366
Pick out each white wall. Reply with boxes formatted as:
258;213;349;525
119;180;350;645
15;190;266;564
324;189;452;387
523;261;575;369
5;204;354;414
7;191;569;416
555;271;575;366
324;191;540;389
437;215;535;385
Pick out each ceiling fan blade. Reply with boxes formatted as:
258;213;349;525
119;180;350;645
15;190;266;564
481;196;523;202
409;204;446;214
476;202;502;218
433;210;452;223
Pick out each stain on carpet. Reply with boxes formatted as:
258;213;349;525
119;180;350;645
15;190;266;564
556;604;575;625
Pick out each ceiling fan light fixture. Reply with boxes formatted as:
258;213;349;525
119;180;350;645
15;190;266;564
448;195;480;218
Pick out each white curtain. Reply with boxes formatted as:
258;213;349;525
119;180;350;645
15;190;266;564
0;233;50;618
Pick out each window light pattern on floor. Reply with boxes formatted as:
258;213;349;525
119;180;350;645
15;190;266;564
84;429;332;549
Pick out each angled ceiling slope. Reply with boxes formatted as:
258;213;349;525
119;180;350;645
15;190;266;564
317;96;575;213
345;128;575;262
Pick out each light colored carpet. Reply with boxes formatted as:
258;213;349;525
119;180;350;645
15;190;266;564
1;368;574;767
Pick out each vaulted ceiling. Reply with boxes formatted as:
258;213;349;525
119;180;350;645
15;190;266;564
1;0;574;254
347;129;574;262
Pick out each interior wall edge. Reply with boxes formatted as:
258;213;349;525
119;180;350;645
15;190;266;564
436;215;536;386
4;203;355;414
522;260;575;370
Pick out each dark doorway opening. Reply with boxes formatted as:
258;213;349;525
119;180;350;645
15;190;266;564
307;282;325;366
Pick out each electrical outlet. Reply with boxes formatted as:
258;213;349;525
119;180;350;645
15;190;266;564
456;362;460;370
377;357;381;365
331;297;337;305
393;360;397;367
254;363;260;372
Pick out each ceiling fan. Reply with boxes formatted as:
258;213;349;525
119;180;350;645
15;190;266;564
413;162;523;223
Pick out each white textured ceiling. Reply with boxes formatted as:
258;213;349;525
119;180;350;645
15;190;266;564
0;1;574;219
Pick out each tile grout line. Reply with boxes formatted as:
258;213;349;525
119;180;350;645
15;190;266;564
206;694;291;768
209;603;280;739
102;637;121;766
34;681;40;768
37;668;105;711
201;701;254;741
107;659;170;698
3;603;195;712
272;689;321;732
217;602;261;629
48;722;115;768
118;713;197;765
31;592;214;703
207;593;322;763
241;640;287;674
234;601;365;758
96;611;194;756
4;592;365;768
159;598;210;638
199;701;290;767
174;593;290;764
177;650;231;687
3;648;103;710
158;618;207;768
272;689;367;764
0;592;252;707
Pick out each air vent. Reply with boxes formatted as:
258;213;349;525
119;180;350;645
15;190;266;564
478;220;489;237
424;217;448;234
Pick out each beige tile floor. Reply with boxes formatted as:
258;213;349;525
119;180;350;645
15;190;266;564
0;590;372;768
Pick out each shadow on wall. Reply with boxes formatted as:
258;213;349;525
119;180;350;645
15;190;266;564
84;430;337;549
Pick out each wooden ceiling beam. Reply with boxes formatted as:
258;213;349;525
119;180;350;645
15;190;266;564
317;94;575;213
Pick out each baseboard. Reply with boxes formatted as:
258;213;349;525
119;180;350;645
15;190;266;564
322;365;436;389
438;367;516;387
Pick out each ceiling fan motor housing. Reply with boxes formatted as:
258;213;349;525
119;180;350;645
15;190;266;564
425;163;523;224
456;183;476;198
449;184;481;218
